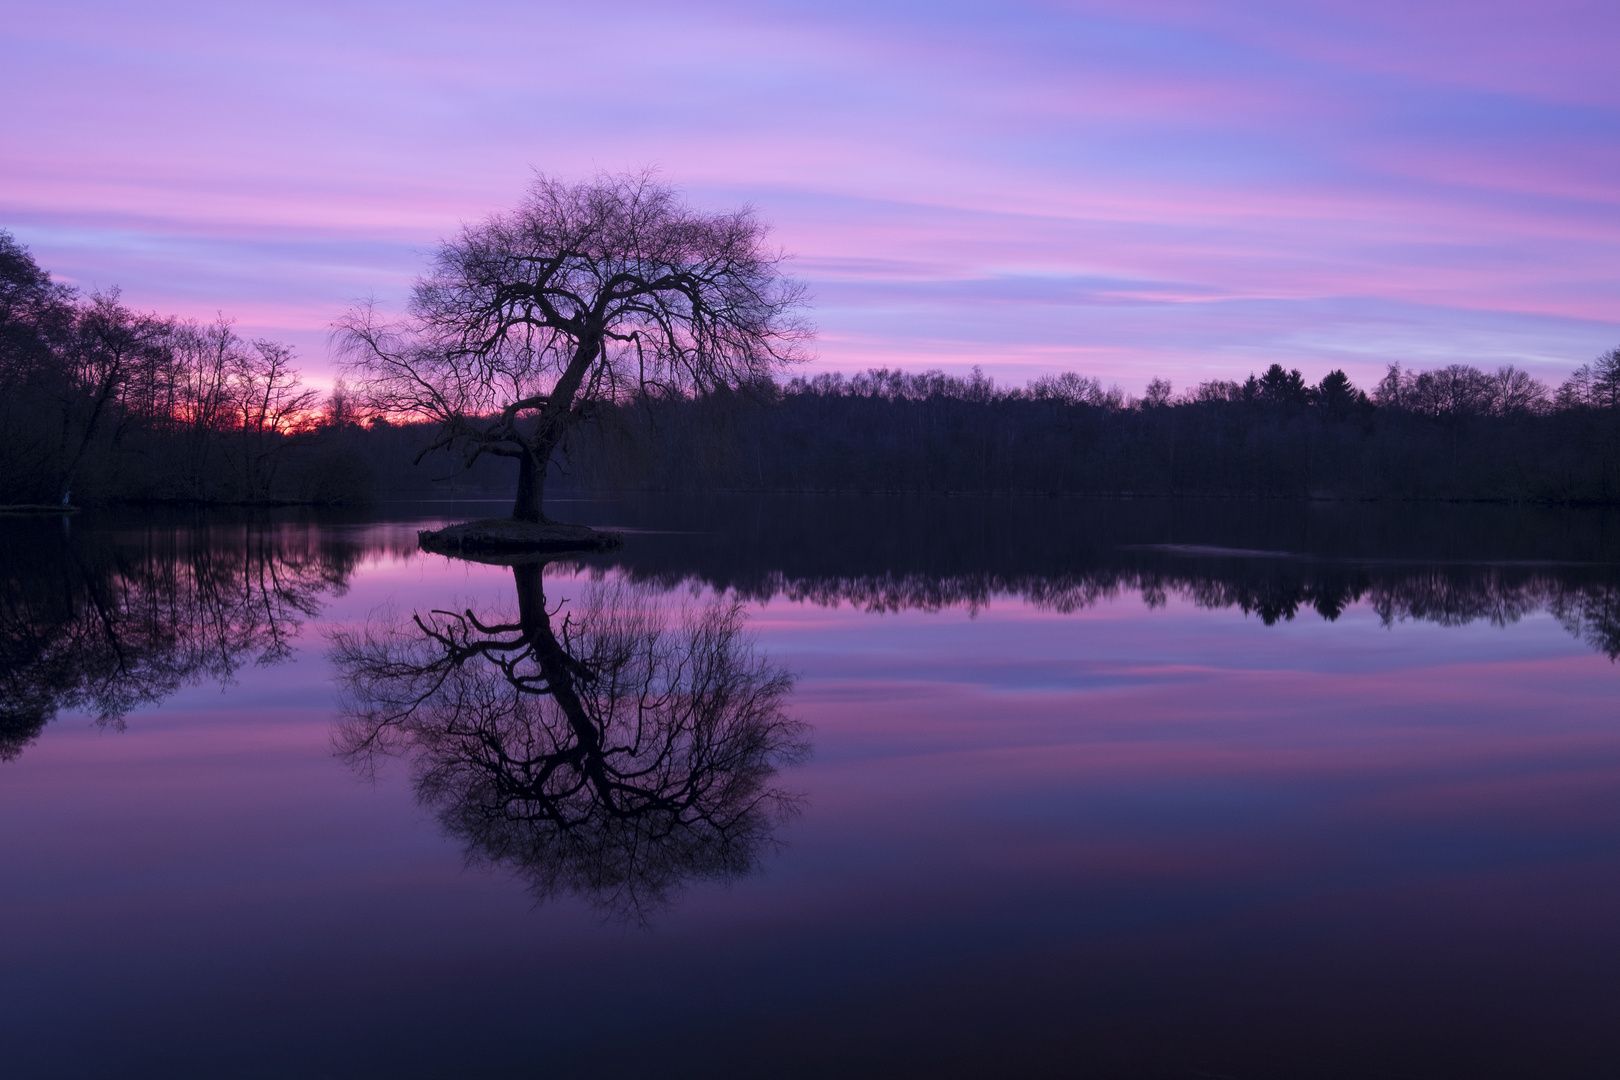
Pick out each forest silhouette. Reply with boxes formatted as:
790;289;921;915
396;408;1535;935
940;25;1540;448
6;227;1620;506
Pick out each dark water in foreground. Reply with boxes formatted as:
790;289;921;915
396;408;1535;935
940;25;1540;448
4;496;1620;1079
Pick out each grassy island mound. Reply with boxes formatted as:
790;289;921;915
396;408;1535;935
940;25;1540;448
417;519;623;557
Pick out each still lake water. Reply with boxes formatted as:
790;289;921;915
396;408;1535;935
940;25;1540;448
4;496;1620;1079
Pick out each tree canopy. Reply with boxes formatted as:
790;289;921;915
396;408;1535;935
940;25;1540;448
337;171;813;523
0;230;328;506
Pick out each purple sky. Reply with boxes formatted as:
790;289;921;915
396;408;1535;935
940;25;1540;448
5;0;1619;393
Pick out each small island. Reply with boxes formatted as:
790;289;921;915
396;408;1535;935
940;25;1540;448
417;517;622;556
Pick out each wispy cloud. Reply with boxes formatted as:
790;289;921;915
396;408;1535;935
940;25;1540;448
4;0;1617;390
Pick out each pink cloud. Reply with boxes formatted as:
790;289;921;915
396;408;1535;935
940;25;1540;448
4;0;1618;391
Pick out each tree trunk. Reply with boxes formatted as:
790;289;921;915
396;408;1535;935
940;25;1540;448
511;562;608;774
513;561;550;636
510;332;598;524
512;445;548;522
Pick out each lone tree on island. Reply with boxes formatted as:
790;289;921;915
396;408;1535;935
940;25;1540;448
337;171;811;534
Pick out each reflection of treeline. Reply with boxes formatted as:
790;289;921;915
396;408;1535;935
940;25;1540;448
584;561;1620;660
5;495;1617;772
0;518;360;759
563;358;1620;502
549;495;1620;658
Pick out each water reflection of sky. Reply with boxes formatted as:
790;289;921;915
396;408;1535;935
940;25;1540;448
2;519;1619;1077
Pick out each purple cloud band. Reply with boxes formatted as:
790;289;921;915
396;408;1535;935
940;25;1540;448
4;0;1617;391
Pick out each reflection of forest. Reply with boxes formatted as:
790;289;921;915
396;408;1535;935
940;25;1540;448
6;497;1619;766
330;562;806;918
771;563;1620;654
573;561;1620;657
0;518;360;760
548;496;1620;659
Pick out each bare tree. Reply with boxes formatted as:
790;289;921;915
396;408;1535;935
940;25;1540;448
1557;347;1620;410
227;339;317;500
1376;362;1548;419
164;317;239;498
55;290;174;503
336;170;812;524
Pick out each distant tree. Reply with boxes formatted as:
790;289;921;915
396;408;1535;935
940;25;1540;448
1557;347;1620;410
337;171;812;524
322;376;360;429
1;233;78;500
54;290;175;503
1373;363;1417;412
1257;363;1309;407
226;339;317;500
1025;370;1124;408
1190;378;1244;404
0;230;75;380
1143;377;1173;408
1377;362;1547;420
1487;365;1549;415
1316;369;1358;419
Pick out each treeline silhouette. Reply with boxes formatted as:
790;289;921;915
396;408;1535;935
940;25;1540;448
566;358;1620;502
0;231;510;506
9;230;1620;505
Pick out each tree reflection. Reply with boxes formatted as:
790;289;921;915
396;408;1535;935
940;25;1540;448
1550;583;1620;659
0;520;356;761
568;497;1620;660
330;560;807;919
587;548;1620;660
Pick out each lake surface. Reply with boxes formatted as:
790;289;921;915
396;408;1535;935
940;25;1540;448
4;496;1620;1079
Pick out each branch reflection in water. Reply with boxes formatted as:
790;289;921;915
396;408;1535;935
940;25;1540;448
328;557;809;920
724;557;1620;657
578;496;1620;659
0;517;358;761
